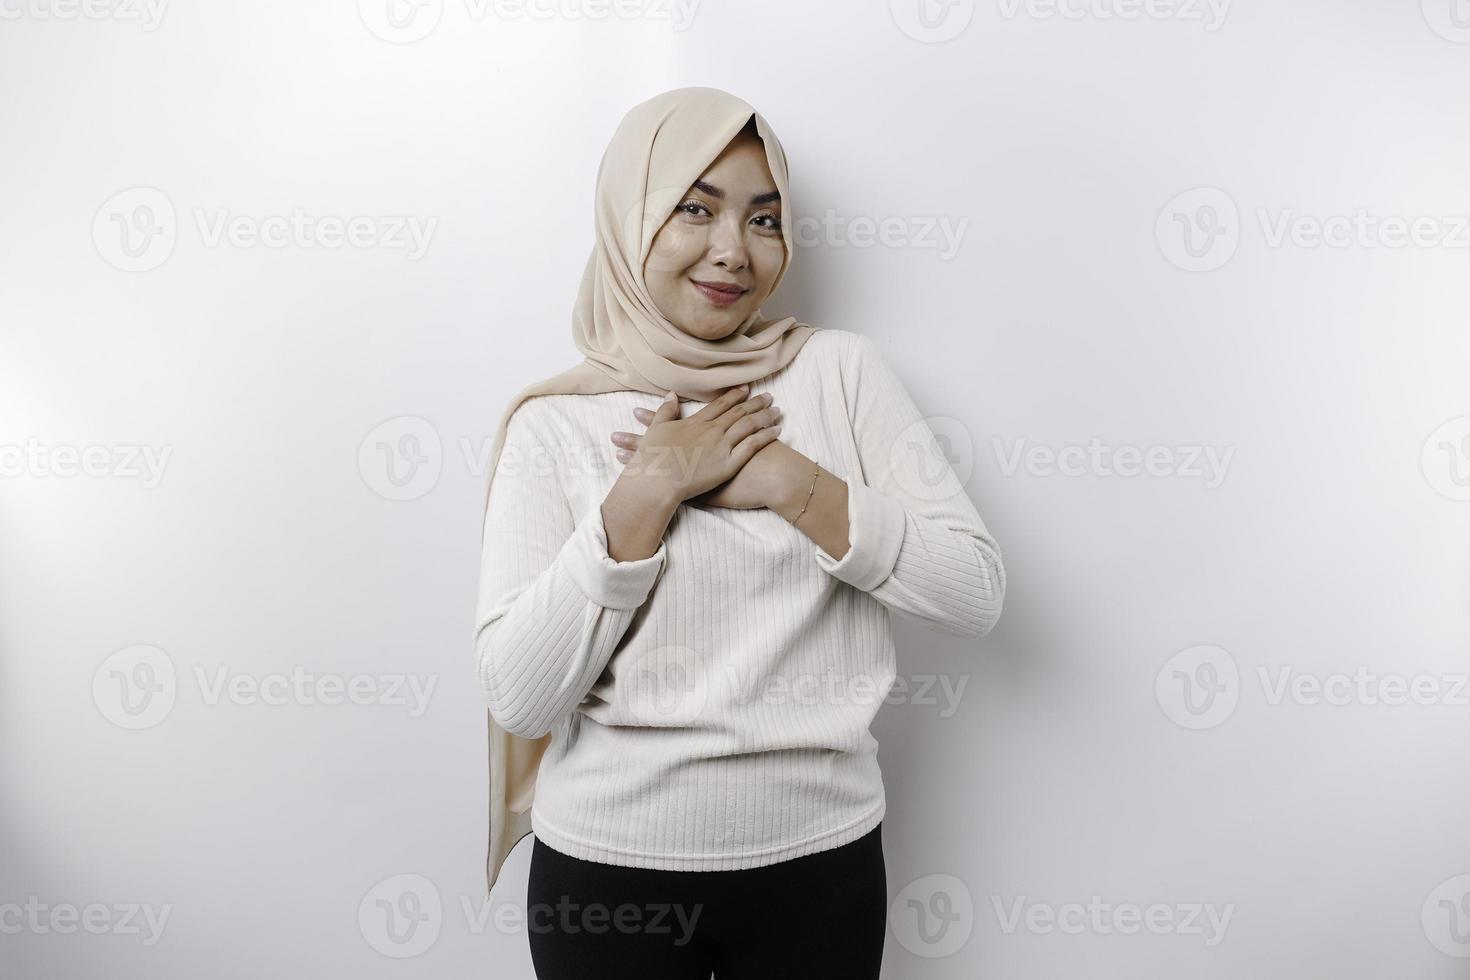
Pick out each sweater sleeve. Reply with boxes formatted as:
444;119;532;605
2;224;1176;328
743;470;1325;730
812;333;1006;639
475;405;668;739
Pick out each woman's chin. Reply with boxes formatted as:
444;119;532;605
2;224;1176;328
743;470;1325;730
674;312;746;341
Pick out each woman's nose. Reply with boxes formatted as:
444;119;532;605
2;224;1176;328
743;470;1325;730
706;219;749;272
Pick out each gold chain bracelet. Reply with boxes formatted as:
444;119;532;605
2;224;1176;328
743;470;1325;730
788;461;820;525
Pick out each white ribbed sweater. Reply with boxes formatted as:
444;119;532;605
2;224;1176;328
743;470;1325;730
474;328;1005;870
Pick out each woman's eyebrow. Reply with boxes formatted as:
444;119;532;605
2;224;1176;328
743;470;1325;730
691;180;781;206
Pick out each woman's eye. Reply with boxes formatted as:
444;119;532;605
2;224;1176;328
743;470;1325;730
753;213;782;232
677;200;711;218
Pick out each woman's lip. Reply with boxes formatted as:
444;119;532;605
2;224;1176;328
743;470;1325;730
691;279;747;306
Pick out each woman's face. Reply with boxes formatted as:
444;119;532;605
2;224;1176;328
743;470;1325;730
643;131;786;341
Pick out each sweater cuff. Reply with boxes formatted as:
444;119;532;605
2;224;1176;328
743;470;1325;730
813;478;906;592
563;501;668;610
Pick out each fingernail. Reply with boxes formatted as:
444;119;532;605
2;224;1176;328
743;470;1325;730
663;390;677;402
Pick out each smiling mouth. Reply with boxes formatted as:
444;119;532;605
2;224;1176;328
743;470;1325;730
691;279;745;294
690;279;747;306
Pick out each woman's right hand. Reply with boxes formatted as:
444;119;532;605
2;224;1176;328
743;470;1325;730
619;384;782;505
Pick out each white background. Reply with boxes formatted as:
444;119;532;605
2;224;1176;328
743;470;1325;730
3;0;1470;976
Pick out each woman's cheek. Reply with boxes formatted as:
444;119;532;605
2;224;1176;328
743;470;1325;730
750;236;785;290
647;223;703;275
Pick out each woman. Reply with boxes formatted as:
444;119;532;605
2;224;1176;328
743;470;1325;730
475;86;1006;979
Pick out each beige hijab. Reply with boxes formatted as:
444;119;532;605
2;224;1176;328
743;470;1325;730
479;86;819;895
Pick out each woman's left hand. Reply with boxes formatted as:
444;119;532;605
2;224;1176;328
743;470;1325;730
614;404;797;511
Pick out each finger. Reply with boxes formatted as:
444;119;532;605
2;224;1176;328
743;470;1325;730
688;383;750;423
723;406;779;445
615;448;634;464
731;424;782;464
632;406;653;425
714;391;774;431
650;389;681;425
610;431;640;449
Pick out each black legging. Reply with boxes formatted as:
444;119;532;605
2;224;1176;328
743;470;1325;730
526;822;887;979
